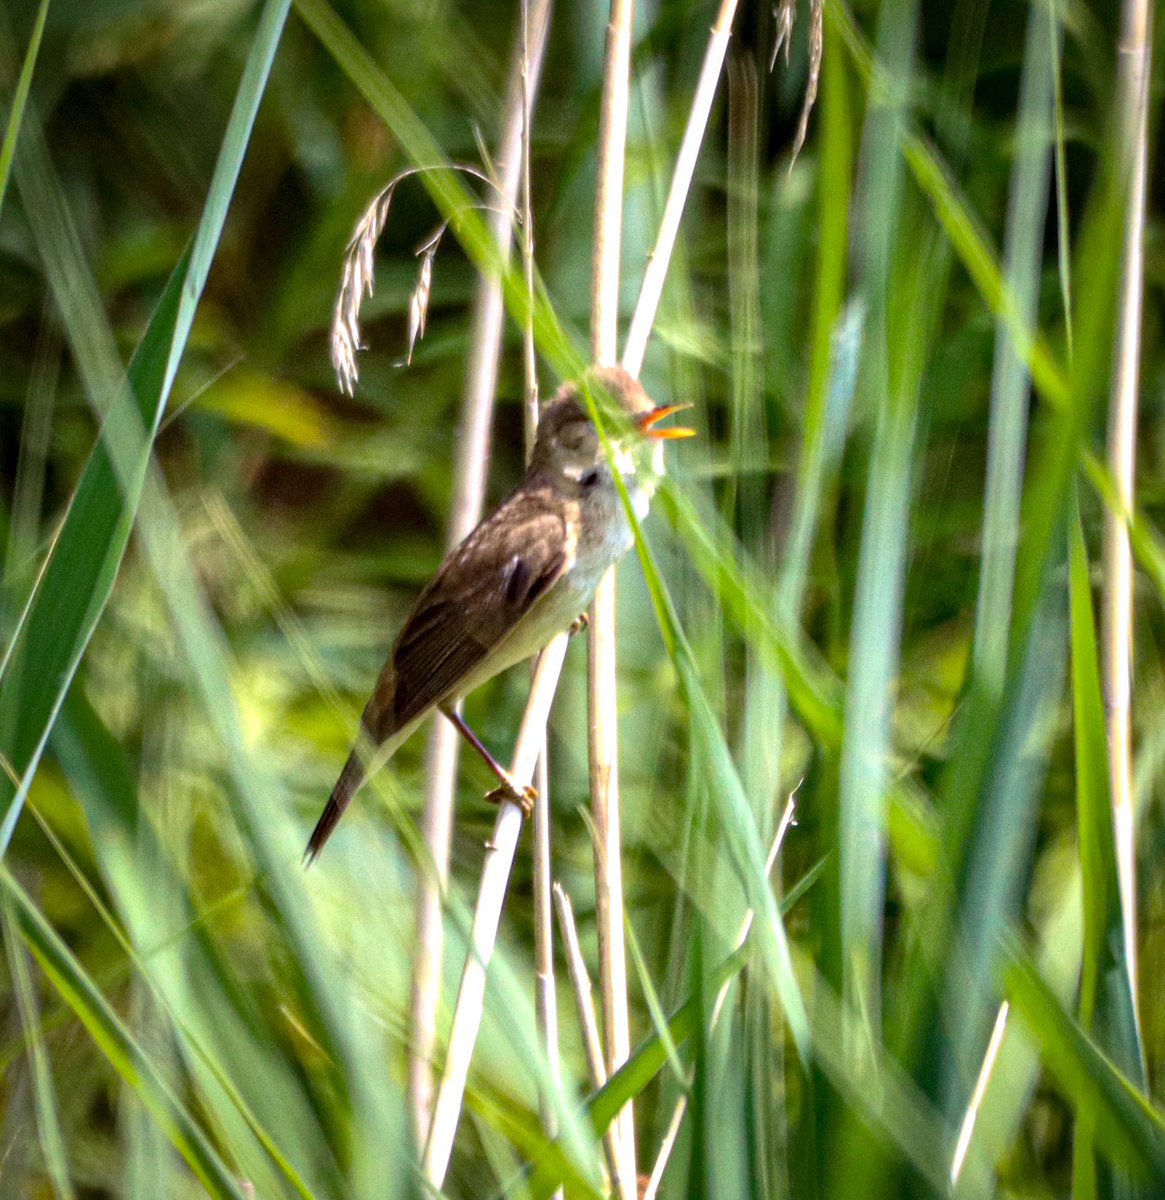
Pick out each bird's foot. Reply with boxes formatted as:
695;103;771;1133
485;775;537;818
569;612;589;636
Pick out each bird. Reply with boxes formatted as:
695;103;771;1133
304;365;693;863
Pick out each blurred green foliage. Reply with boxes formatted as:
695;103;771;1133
2;0;1165;1196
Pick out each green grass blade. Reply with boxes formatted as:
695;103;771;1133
1069;505;1143;1064
1;891;76;1199
662;482;845;746
827;0;1071;412
1068;502;1147;1196
0;0;291;855
0;0;50;218
971;6;1055;691
834;0;922;1085
1;871;249;1200
616;484;810;1058
53;692;324;1199
0;254;189;853
1002;940;1165;1184
159;0;291;405
780;18;857;622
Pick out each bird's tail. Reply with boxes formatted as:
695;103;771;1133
304;751;365;866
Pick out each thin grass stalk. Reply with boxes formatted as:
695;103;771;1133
623;0;737;378
553;883;618;1189
533;746;562;1179
1;892;75;1199
421;633;569;1187
0;0;50;220
586;577;636;1197
521;5;563;1185
642;796;796;1200
408;0;552;1143
949;1001;1010;1187
971;3;1055;696
1102;0;1151;1017
521;0;545;451
588;1;636;1194
592;0;633;369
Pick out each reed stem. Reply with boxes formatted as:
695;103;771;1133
1102;0;1150;1017
407;0;552;1144
589;1;636;1194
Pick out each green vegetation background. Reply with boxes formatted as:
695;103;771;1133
1;0;1164;1196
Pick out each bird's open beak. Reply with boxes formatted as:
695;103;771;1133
636;403;696;440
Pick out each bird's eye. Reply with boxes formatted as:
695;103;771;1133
579;468;601;488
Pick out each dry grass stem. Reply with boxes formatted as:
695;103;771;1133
589;2;636;1192
623;0;738;378
329;163;498;395
421;634;570;1187
591;0;633;368
1103;0;1150;1014
520;5;562;1181
950;1001;1010;1186
521;0;542;451
408;0;553;1143
553;882;619;1191
642;1100;686;1200
586;574;636;1198
643;794;797;1200
533;748;562;1165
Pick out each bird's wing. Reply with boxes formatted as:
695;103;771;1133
387;484;573;729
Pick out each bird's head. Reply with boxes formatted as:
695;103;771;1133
531;366;694;486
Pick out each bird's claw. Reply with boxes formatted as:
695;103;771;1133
569;612;589;636
485;778;537;818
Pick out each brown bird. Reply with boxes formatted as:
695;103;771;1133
305;366;693;862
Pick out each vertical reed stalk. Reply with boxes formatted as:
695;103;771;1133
588;1;636;1195
553;883;619;1189
521;5;563;1188
408;0;552;1144
422;634;570;1186
623;0;738;378
1102;0;1150;1014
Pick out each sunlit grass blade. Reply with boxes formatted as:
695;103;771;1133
886;5;1131;1098
468;1087;606;1200
54;692;322;1199
661;482;844;745
0;252;189;854
1;870;249;1200
616;487;810;1058
1002;940;1165;1183
0;0;292;855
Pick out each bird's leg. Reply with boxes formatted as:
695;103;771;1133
568;612;589;636
440;706;537;817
